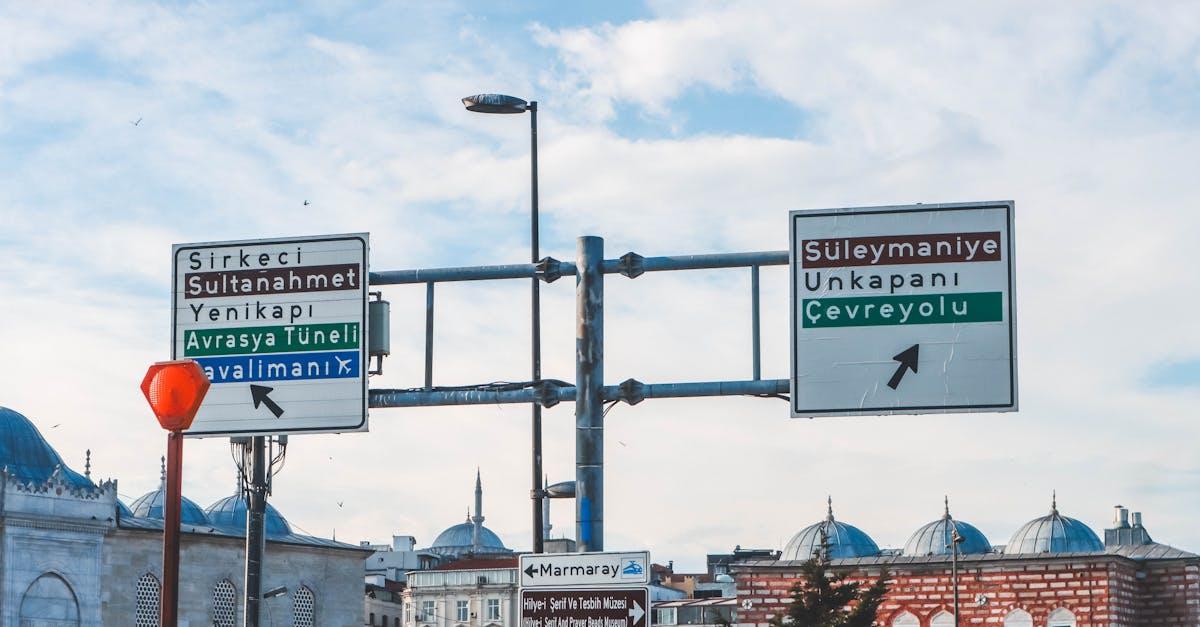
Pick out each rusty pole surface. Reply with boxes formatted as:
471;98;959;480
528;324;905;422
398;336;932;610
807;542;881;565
575;235;604;551
161;430;183;627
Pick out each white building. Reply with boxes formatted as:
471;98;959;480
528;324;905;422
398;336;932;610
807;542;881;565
402;557;519;627
363;536;442;585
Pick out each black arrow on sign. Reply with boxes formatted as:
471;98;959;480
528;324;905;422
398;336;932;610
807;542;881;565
524;564;536;578
250;385;284;418
886;344;920;390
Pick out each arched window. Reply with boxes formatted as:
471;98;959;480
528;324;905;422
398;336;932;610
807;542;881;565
1048;608;1076;627
293;585;315;627
891;611;919;627
1003;608;1032;627
931;611;955;627
20;573;80;626
135;573;162;627
212;579;237;627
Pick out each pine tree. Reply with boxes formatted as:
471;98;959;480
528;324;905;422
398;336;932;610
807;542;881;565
767;531;889;627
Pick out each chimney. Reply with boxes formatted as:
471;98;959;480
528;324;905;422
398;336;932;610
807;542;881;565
1113;505;1130;528
1106;506;1153;548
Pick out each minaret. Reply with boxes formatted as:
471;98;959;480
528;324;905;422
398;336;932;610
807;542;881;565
471;468;484;551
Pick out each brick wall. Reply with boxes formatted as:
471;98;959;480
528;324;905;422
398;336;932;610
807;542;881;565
733;556;1200;627
1137;561;1200;624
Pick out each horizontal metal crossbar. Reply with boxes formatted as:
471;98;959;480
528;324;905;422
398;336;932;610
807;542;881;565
368;378;788;408
368;250;788;285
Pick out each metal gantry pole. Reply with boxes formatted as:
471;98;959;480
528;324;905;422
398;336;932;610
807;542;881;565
575;236;604;551
529;100;545;554
751;265;761;381
243;436;268;627
424;282;435;390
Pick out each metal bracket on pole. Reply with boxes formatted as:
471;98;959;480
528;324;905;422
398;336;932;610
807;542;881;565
535;256;563;283
617;378;645;405
618;252;644;278
532;381;561;408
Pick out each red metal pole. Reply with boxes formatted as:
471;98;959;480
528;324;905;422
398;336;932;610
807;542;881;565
161;430;183;627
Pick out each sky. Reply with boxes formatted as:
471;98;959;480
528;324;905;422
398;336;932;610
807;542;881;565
1;1;1199;572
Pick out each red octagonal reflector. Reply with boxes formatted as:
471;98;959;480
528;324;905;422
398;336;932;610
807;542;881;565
140;360;210;431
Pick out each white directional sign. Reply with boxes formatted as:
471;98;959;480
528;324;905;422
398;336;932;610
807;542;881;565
520;551;650;588
172;233;369;436
790;201;1017;417
521;588;649;627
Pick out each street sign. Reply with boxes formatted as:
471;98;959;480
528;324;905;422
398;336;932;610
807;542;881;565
520;551;650;588
790;201;1017;417
521;588;649;627
172;233;369;436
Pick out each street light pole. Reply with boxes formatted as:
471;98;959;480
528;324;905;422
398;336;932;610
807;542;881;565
462;93;544;553
528;100;545;554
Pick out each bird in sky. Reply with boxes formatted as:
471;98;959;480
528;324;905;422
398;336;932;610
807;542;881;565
618;440;627;447
50;424;61;429
337;501;344;508
303;200;310;205
130;117;142;126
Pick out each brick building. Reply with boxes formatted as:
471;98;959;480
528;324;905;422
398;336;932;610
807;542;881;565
732;498;1199;627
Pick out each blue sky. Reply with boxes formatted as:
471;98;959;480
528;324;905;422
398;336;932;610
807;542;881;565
1;1;1199;571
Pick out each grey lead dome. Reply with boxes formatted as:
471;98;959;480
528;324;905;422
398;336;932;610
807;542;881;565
783;498;880;560
903;499;992;556
1007;495;1102;554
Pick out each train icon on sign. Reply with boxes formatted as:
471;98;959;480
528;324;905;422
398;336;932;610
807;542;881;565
621;559;645;579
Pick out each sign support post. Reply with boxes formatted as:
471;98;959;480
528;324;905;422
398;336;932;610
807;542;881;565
162;430;183;627
244;435;268;627
140;359;210;627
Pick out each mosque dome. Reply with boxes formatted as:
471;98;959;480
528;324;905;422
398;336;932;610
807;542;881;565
782;498;880;560
903;498;992;556
1006;495;1102;554
205;493;292;536
431;519;508;552
128;458;210;526
0;407;93;489
427;470;512;557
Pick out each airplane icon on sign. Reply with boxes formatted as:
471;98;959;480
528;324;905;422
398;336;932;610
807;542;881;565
335;356;353;374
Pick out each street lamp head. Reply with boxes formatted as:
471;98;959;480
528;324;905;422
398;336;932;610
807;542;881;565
462;93;529;114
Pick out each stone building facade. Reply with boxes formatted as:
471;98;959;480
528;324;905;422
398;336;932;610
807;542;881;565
104;523;365;626
0;405;366;627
